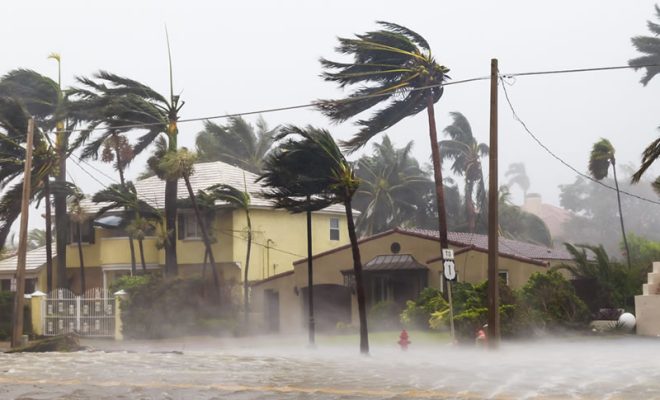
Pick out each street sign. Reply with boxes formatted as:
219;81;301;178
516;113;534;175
442;248;454;261
443;260;457;281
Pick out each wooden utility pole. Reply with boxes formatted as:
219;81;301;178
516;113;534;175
487;59;501;347
11;118;34;348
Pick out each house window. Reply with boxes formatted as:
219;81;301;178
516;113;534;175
69;220;94;244
0;279;11;292
330;218;340;241
498;270;509;286
183;214;202;239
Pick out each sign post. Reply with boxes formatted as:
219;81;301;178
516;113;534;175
442;249;456;341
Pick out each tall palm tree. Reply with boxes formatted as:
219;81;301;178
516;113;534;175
438;112;489;233
629;4;660;86
159;149;221;296
506;162;530;199
260;125;369;355
196;116;278;173
71;71;184;276
318;21;452;259
588;139;632;270
205;183;252;327
353;135;431;236
26;229;48;250
631;133;660;195
0;67;75;289
68;186;88;294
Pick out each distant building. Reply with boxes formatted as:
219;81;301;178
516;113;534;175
521;193;572;242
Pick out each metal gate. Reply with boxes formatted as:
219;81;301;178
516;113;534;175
44;288;115;337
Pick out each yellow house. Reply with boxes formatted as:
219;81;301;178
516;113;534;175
64;161;352;293
251;228;574;333
0;246;50;293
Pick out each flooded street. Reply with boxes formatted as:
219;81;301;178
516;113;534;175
1;336;659;399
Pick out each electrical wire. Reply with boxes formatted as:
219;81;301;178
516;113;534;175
499;75;660;206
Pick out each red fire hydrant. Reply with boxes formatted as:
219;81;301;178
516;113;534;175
398;329;411;350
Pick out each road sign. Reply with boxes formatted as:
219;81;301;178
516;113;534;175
442;248;454;261
443;260;457;281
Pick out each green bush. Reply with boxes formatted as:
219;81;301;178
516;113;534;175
400;288;447;329
368;301;403;331
521;271;590;329
116;276;239;339
0;291;31;340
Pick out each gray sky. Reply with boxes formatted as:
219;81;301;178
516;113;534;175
2;0;659;232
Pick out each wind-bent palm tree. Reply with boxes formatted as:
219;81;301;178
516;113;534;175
71;71;184;276
196;116;278;173
160;149;221;297
318;21;452;258
353;135;431;236
92;182;159;272
0;66;75;290
588;139;632;270
506;162;530;199
629;4;660;86
439;112;489;233
205;183;252;327
498;186;552;246
631;133;660;195
260;125;369;355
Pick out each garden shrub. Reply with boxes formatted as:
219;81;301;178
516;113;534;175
114;275;239;339
368;300;403;331
400;287;447;329
0;291;31;340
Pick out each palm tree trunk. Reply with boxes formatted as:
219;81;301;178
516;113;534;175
138;238;147;272
116;155;137;276
243;211;252;330
612;164;632;270
306;204;315;346
164;178;178;276
466;181;476;233
184;176;221;298
345;199;368;355
44;177;53;293
426;95;450;251
77;223;85;295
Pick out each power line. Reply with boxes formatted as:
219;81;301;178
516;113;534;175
501;64;652;79
499;75;660;206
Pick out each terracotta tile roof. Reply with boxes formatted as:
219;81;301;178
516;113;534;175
80;160;347;215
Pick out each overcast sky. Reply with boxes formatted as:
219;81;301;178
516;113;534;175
2;0;659;232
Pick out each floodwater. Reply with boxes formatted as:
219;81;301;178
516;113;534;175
1;336;659;399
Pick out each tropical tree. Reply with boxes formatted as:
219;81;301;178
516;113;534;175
196;116;277;173
205;183;252;327
159;149;221;295
27;229;48;250
71;70;184;276
588;139;632;270
92;182;159;273
260;125;369;354
506;162;530;199
68;186;88;294
0;66;74;289
631;133;660;196
353;135;431;236
318;21;453;260
498;186;552;246
438;112;489;233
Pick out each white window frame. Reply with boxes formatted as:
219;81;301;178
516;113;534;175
183;214;203;240
329;217;340;241
498;270;509;286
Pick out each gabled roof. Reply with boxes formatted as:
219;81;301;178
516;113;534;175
0;246;55;273
81;160;347;215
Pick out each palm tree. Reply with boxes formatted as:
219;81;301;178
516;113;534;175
0;67;75;290
68;186;88;294
588;139;632;270
631;133;660;195
159;149;221;296
353;135;431;236
27;229;48;250
260;125;369;355
318;21;453;259
506;162;530;199
629;4;660;86
498;186;552;246
92;182;159;272
71;71;184;276
196;116;278;173
438;112;489;233
205;183;252;327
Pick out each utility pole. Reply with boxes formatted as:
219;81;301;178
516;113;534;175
487;59;501;348
11;118;34;348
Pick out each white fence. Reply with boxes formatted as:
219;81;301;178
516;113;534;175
43;288;115;337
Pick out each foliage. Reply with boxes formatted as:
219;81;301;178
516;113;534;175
195;115;277;173
0;291;31;340
400;287;447;329
629;4;660;86
506;162;530;198
631;133;660;196
626;233;660;268
353;136;432;236
367;300;403;331
114;275;239;339
498;186;552;246
520;271;590;328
